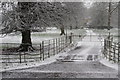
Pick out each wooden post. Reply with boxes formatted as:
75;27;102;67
106;39;108;59
40;43;42;60
61;37;63;50
42;41;44;60
62;37;64;49
63;37;65;48
53;39;55;55
61;37;62;51
48;40;50;58
109;40;111;61
113;43;116;63
70;33;73;43
108;2;111;31
60;37;61;51
104;39;107;59
108;2;111;39
104;39;106;58
59;38;60;52
66;36;67;47
57;38;60;53
56;38;58;54
118;43;120;62
63;37;66;48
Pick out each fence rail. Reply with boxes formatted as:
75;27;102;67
103;36;120;63
1;34;85;64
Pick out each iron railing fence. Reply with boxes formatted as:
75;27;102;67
1;34;85;64
103;36;120;63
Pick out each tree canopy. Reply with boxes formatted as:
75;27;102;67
0;2;85;35
89;2;118;29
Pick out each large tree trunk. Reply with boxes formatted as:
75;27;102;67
60;27;65;35
18;30;34;51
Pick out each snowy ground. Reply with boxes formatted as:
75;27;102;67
0;29;86;44
93;28;118;42
2;29;118;78
1;43;76;72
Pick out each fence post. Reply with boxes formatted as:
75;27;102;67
65;36;67;47
42;41;44;60
40;43;42;60
53;39;55;55
61;37;63;51
118;43;120;62
63;37;65;48
103;39;105;57
59;38;60;52
48;40;50;58
109;40;111;61
113;43;116;63
106;39;109;60
70;33;73;43
60;37;62;51
80;34;82;41
63;37;65;49
104;39;106;58
56;38;58;54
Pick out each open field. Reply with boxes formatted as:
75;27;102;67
92;28;119;42
0;29;86;44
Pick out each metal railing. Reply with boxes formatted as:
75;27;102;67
103;36;120;63
1;34;85;64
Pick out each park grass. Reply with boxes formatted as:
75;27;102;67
92;28;119;42
31;29;86;37
0;29;86;49
69;29;86;35
92;28;118;35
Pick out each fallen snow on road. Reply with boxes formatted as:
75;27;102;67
76;29;118;70
100;58;118;70
1;44;75;72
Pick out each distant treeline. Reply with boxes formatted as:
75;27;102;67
88;26;113;29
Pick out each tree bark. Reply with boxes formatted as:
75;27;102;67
18;30;34;51
60;27;65;35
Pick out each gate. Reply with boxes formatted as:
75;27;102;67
72;34;104;42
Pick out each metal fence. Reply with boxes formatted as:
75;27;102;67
103;36;120;63
1;34;85;64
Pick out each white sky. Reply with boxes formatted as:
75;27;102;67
84;1;94;8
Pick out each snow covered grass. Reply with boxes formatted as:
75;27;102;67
1;42;75;72
93;28;118;36
0;29;86;44
92;28;119;42
100;58;118;71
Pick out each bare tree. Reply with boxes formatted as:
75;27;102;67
89;2;118;29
